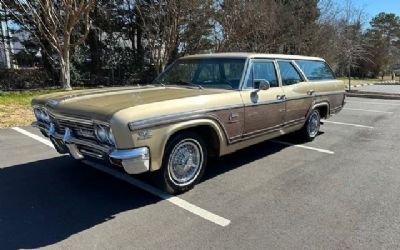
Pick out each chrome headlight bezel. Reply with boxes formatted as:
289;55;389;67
34;106;51;124
94;124;115;146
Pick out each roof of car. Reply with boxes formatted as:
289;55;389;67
181;52;325;61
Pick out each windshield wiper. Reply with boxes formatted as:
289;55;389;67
170;80;203;89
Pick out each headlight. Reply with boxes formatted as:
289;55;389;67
42;111;50;123
106;129;115;145
95;125;115;146
34;108;42;120
34;107;51;123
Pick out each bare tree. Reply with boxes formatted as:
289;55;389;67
213;0;278;53
336;0;370;90
2;0;96;90
136;0;213;74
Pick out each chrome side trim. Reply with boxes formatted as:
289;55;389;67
314;91;345;97
242;118;304;138
128;104;243;131
284;94;310;101
231;119;305;143
244;99;285;107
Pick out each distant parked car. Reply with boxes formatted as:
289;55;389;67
32;53;345;193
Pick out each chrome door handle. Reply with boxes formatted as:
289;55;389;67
229;112;239;123
307;90;315;95
276;94;286;100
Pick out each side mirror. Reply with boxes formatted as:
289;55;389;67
253;79;270;91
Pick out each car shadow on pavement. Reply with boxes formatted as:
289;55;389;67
0;156;159;250
204;137;290;181
203;132;325;181
0;132;321;249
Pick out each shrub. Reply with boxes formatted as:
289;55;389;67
0;68;51;90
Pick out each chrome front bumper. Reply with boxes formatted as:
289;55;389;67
109;148;150;174
35;122;150;174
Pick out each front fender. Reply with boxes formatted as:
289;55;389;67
132;118;228;171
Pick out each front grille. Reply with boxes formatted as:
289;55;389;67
51;116;96;140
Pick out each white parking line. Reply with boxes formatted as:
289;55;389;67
12;127;55;148
343;108;393;114
11;127;231;227
84;161;230;227
271;140;335;154
347;100;400;106
322;120;374;129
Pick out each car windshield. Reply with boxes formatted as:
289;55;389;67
155;58;246;90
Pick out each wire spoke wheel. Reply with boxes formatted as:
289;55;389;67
307;110;320;138
167;139;204;186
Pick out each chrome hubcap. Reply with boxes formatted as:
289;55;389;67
307;111;320;137
168;139;203;186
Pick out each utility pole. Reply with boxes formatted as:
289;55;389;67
348;54;352;91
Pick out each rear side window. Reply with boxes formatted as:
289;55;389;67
295;60;335;81
278;61;303;86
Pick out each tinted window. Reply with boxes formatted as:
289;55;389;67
246;61;279;88
157;59;246;90
278;61;303;86
296;60;335;81
197;63;221;82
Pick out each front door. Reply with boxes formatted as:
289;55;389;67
241;60;286;136
277;60;314;125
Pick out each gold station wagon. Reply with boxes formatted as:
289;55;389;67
32;53;345;193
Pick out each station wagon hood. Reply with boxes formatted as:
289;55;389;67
32;86;230;121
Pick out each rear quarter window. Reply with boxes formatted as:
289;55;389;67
295;60;335;81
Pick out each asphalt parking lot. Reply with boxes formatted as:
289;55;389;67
1;96;400;250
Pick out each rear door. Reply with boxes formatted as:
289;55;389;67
277;60;314;125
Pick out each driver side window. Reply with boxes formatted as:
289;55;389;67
246;61;279;88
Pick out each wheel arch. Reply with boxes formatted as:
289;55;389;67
158;119;227;169
310;101;330;119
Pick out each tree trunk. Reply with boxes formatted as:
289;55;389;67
60;49;72;90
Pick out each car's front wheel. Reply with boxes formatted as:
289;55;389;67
158;132;207;194
299;109;321;141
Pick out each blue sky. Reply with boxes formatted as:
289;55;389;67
344;0;400;18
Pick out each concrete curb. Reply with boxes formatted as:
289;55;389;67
349;83;375;88
345;81;400;90
346;90;400;100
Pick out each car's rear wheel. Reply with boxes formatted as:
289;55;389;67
299;109;321;141
158;132;207;194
